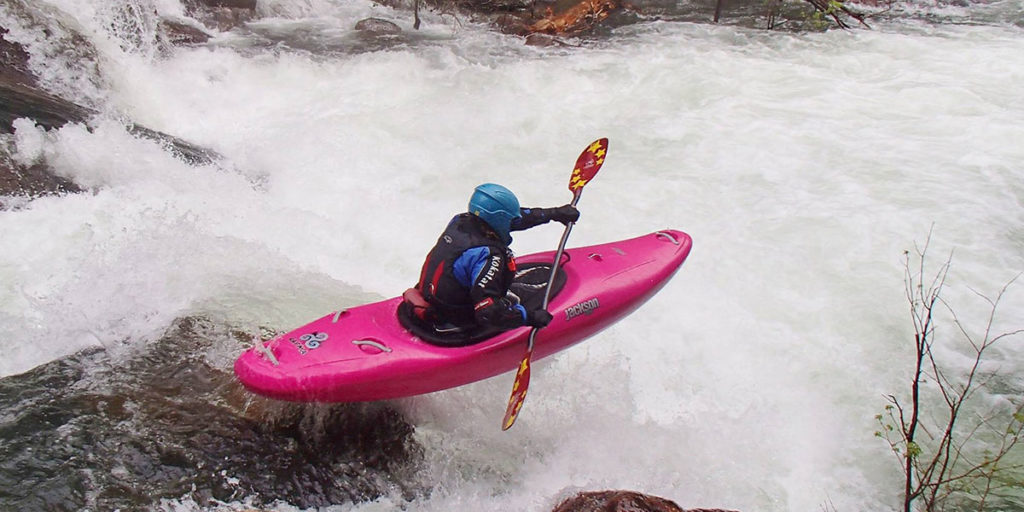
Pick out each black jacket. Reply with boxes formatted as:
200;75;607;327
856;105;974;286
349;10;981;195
416;213;524;329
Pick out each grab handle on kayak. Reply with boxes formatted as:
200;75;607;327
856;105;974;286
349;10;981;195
352;339;392;353
656;231;680;245
254;336;280;367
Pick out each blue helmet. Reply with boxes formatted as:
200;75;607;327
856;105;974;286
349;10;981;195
468;183;521;244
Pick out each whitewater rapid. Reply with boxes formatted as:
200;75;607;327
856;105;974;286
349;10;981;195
2;1;1024;510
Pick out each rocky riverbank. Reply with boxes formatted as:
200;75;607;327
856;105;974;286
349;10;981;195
1;0;871;202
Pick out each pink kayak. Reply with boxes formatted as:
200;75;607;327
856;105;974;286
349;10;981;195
234;229;692;402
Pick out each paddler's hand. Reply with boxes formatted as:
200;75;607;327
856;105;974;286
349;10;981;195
550;204;579;225
526;308;553;328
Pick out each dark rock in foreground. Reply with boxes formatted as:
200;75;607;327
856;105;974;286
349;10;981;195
0;317;425;511
553;490;740;512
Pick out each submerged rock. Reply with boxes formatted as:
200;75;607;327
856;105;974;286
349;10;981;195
524;32;573;47
355;17;403;34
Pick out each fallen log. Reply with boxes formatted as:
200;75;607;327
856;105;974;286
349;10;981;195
528;0;622;34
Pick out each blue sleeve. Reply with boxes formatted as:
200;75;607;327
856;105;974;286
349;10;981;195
513;303;527;323
455;246;529;329
452;246;492;288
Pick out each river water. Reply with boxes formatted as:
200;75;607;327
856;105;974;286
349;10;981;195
1;0;1023;510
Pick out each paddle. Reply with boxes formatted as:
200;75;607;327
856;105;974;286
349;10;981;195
501;137;608;431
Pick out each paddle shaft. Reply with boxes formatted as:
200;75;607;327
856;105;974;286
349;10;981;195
527;188;582;352
502;137;606;430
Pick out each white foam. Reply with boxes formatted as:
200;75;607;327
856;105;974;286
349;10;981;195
2;3;1023;511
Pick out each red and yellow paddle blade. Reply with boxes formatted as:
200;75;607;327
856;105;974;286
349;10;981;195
568;138;608;193
501;348;533;430
501;138;608;431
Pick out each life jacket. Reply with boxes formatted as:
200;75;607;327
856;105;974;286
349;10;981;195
411;213;516;326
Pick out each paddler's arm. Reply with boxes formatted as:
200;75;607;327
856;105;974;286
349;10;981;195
463;248;551;329
511;205;579;231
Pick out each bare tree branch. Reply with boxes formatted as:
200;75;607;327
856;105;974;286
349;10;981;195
880;230;1023;512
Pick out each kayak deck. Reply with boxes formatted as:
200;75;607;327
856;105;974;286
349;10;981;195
234;229;692;402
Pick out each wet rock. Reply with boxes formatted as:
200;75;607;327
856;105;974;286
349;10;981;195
0;147;81;201
0;79;93;133
0;26;34;87
183;0;257;33
0;317;426;511
453;0;535;10
552;490;740;512
492;13;530;35
0;76;218;181
524;32;566;46
198;0;257;7
0;28;71;200
0;25;218;198
159;18;213;46
0;77;90;199
553;491;684;512
355;18;403;34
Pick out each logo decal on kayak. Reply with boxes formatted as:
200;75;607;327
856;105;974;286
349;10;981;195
564;297;600;321
290;332;328;355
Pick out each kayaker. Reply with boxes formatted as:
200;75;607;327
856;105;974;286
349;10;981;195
403;183;579;336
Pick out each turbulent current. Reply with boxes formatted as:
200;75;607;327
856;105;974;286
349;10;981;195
1;0;1023;510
